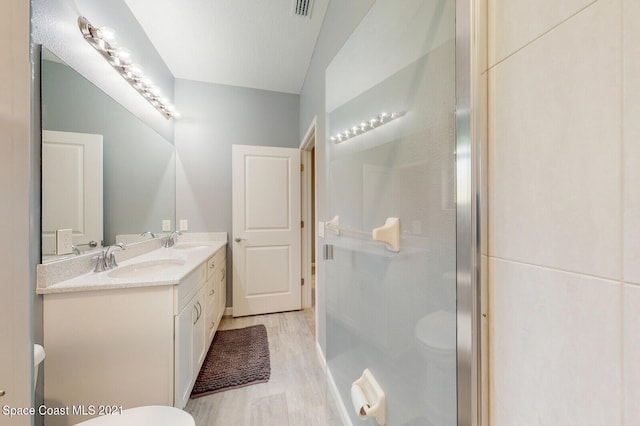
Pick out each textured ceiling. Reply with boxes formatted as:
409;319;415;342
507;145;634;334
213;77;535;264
122;0;329;94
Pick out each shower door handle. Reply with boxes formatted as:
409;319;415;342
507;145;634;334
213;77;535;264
323;244;334;260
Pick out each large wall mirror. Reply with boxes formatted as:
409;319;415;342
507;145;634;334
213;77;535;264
41;48;176;262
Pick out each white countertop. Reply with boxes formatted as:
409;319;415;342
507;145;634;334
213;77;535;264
37;241;226;295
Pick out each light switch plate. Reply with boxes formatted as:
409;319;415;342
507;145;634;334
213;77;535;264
318;221;325;238
56;229;73;255
162;220;171;232
179;219;188;231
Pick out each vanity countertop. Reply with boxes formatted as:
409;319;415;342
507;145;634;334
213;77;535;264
37;241;226;295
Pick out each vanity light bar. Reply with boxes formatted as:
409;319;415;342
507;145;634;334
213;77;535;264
78;16;180;120
330;111;406;143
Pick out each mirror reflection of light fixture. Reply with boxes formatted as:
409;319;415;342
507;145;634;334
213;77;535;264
78;16;180;120
330;111;406;143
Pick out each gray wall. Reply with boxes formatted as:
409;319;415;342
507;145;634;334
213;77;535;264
175;78;300;306
42;59;176;245
298;0;374;352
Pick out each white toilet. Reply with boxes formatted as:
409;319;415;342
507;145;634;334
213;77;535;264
33;345;195;426
414;310;456;425
414;310;456;359
34;344;46;389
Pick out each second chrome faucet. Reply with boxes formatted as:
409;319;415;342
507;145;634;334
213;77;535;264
164;231;182;248
93;243;127;272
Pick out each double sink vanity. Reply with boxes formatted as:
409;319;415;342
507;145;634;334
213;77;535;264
37;233;227;426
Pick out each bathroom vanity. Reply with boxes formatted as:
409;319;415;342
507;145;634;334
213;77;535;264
37;234;226;426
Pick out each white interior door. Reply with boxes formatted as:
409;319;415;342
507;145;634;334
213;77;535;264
42;130;103;255
232;144;301;317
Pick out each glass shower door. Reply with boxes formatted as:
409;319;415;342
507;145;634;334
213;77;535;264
324;1;457;424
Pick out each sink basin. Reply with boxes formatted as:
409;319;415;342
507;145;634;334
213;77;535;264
172;242;213;250
108;258;187;279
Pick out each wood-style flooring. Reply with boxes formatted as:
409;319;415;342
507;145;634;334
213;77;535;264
185;309;342;425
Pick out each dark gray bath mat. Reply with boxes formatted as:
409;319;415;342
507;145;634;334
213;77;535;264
190;324;271;398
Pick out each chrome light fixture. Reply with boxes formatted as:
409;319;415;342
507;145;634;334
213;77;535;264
330;111;406;143
78;16;180;120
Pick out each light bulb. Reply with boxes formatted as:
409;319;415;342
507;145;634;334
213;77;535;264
129;64;144;79
100;27;116;42
116;48;132;65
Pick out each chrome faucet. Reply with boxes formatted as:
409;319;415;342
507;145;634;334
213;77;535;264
140;231;157;239
164;231;182;248
92;243;128;272
104;243;127;268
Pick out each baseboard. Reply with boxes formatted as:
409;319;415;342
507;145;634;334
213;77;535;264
223;307;233;317
315;341;326;371
316;342;353;426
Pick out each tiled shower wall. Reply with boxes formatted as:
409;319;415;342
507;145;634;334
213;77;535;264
486;0;639;424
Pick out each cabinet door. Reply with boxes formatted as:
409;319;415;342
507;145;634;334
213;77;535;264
193;286;207;369
174;300;198;409
205;275;217;345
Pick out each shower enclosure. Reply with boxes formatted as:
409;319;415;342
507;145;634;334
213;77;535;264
323;0;479;424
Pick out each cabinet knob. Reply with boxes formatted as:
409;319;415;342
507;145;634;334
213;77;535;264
0;389;5;397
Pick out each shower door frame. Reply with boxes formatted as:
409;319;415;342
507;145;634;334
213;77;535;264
455;0;484;425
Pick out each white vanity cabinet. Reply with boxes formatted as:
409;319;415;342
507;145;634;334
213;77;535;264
42;243;227;426
174;246;226;408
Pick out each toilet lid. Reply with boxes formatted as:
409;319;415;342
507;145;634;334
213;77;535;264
74;406;195;426
415;310;456;351
34;344;45;367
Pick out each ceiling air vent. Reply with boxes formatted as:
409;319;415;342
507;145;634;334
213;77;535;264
292;0;314;18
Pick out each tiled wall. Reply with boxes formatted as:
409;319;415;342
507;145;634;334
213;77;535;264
486;0;639;424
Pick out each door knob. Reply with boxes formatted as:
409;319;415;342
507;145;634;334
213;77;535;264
234;236;246;243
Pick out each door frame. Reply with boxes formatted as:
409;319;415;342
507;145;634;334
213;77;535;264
456;0;484;425
299;116;316;313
